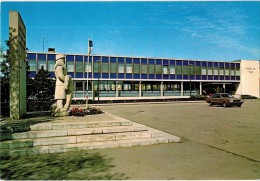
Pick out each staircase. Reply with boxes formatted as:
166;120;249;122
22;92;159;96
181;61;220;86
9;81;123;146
0;113;181;157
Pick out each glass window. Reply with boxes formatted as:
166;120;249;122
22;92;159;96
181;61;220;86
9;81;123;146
134;64;140;74
148;64;154;74
219;69;224;75
182;66;189;75
230;69;235;76
169;66;175;74
163;65;169;74
141;64;148;74
155;65;162;74
110;63;117;73
75;82;83;91
201;67;207;75
225;69;230;75
118;64;125;73
29;60;36;71
94;62;101;73
176;66;182;74
126;64;132;73
190;66;195;75
67;62;74;72
28;53;36;60
195;66;201;75
208;68;213;75
213;69;218;75
85;63;92;72
236;69;240;76
76;62;83;72
38;60;46;70
102;63;109;73
48;61;55;72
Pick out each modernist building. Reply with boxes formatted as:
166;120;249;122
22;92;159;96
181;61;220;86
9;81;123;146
27;50;260;100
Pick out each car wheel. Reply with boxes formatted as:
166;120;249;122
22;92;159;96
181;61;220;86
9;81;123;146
209;102;213;106
237;105;241;107
223;102;227;107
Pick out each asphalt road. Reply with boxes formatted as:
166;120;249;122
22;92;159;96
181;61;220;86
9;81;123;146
88;100;260;180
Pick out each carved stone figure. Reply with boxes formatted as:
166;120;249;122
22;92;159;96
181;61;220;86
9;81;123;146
51;54;73;116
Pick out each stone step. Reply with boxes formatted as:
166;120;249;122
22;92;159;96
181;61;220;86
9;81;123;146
1;123;148;141
30;120;133;131
0;130;157;149
0;135;181;157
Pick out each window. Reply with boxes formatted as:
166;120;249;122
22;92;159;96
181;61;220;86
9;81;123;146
163;65;169;74
110;63;117;73
176;66;182;74
169;66;175;74
29;60;36;71
155;65;162;74
219;68;224;75
141;64;148;74
67;62;74;72
213;69;218;75
102;63;109;73
236;69;240;76
230;69;235;76
85;63;92;72
118;64;125;73
76;82;83;91
182;66;189;75
38;60;46;70
201;67;207;75
195;67;201;75
126;64;132;73
48;61;55;71
133;64;140;74
225;69;230;75
76;62;83;72
148;64;154;74
93;62;101;73
208;68;213;75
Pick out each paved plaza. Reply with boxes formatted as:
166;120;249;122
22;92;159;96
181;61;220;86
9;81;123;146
90;100;260;180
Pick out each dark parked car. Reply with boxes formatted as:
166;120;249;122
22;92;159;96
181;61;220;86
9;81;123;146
205;93;244;107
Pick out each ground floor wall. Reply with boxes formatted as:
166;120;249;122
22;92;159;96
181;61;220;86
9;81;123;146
72;80;240;100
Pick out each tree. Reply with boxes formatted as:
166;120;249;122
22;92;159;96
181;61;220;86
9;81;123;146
1;44;10;117
28;66;55;101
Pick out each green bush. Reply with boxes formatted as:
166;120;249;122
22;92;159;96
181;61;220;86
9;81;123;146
241;95;258;99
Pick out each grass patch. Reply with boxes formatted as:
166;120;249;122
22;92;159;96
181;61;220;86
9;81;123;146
0;151;128;180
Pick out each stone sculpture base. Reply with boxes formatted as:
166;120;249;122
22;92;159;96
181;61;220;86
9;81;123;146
50;103;69;117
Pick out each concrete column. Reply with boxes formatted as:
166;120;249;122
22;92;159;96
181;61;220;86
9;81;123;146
181;82;184;96
116;81;119;97
161;82;164;97
200;82;202;95
223;83;226;93
139;81;142;97
9;11;27;119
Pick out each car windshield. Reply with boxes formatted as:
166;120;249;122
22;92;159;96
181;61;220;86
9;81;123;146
222;94;233;98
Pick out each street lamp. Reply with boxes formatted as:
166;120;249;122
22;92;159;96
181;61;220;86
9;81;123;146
189;64;193;97
97;60;101;102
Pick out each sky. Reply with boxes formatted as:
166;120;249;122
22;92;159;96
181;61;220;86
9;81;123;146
1;1;260;62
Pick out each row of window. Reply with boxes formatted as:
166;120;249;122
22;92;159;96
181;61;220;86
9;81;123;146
75;81;196;92
28;59;240;77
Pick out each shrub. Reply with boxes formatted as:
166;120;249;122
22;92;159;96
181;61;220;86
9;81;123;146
69;107;103;117
241;95;258;99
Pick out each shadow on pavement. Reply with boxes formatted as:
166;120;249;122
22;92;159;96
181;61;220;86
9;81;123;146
0;151;128;180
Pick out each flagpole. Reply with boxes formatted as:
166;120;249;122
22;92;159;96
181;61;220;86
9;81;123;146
86;38;90;107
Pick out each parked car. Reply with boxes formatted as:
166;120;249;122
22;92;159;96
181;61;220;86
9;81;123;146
205;93;244;107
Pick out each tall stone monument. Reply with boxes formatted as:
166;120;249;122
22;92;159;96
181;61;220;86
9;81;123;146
51;54;73;116
9;11;27;119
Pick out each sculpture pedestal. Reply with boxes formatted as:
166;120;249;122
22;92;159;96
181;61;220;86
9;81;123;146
50;103;69;117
